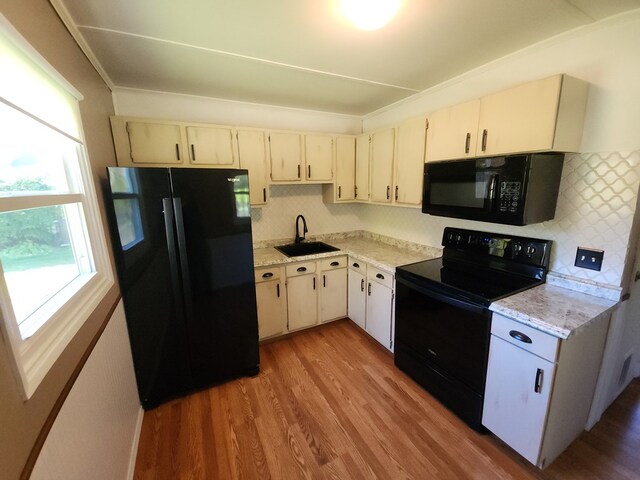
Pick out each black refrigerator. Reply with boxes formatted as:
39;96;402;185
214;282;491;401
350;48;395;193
105;167;259;409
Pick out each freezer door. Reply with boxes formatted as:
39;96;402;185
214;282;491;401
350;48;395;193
106;167;193;408
169;168;259;388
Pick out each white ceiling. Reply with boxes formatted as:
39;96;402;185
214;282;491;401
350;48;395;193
53;0;640;116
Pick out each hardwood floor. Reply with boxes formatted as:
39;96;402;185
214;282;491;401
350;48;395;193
134;320;640;479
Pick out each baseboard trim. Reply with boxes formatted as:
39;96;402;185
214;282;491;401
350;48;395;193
127;407;144;480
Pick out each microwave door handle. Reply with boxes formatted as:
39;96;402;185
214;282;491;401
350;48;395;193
487;175;498;209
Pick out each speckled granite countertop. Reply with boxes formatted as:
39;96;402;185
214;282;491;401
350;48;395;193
253;231;442;273
490;283;618;339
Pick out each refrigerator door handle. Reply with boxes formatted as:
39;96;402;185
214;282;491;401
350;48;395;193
162;198;185;313
172;197;195;322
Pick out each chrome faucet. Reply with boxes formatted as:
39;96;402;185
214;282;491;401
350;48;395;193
295;215;308;243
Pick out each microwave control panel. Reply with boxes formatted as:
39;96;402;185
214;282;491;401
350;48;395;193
499;181;522;213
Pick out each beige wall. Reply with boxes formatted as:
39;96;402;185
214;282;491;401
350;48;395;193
0;1;120;479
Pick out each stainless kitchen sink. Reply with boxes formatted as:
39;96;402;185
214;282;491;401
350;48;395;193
275;241;339;257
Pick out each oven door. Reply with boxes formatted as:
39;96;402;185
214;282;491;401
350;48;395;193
394;273;492;429
422;158;498;220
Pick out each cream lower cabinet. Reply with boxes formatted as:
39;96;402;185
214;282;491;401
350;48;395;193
285;262;318;331
347;260;367;329
254;266;287;340
346;258;395;351
483;312;610;468
319;257;347;323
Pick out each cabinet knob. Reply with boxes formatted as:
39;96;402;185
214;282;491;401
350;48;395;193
534;368;544;393
376;273;385;280
297;266;307;272
262;272;274;278
352;262;360;268
330;261;340;267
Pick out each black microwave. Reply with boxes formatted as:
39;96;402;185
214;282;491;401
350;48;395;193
422;153;564;226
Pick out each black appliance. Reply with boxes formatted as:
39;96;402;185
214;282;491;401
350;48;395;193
394;227;551;430
422;152;564;225
105;167;259;409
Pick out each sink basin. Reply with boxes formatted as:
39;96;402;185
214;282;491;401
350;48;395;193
275;241;340;257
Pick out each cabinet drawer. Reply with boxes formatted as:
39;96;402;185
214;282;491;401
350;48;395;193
319;256;347;270
348;257;367;276
286;261;317;277
368;266;394;289
491;313;559;362
255;266;281;283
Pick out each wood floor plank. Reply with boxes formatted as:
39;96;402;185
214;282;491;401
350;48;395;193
134;319;640;480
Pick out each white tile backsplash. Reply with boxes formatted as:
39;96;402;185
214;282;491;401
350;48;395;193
251;184;364;241
251;151;640;289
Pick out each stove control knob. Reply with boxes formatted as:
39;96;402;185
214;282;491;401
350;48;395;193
513;243;523;253
526;245;537;256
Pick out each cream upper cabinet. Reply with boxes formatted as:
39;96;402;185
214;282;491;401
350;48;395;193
426;99;480;162
124;121;185;165
478;74;588;156
185;125;236;166
269;131;303;181
355;134;370;201
394;117;427;206
305;134;333;182
370;128;395;203
322;135;356;203
424;74;588;161
335;136;356;200
236;129;269;206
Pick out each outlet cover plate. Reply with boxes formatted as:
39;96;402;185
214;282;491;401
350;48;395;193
575;247;604;271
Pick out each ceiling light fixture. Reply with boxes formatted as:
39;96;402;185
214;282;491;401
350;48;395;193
340;0;402;31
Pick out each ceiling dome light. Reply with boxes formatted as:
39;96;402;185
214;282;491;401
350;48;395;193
340;0;402;31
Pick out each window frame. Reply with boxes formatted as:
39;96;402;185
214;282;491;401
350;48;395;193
0;15;114;399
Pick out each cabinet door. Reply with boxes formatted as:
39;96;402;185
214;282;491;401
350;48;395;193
319;268;347;323
394;117;427;206
355;134;370;201
255;280;286;339
126;121;184;164
365;280;393;349
426;99;480;161
287;274;318;331
186;125;235;166
483;335;556;465
478;75;562;156
237;129;269;205
305;134;333;181
270;132;302;181
335;136;356;201
347;269;366;329
370;129;395;203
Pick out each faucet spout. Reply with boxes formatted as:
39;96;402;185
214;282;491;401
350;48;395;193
295;215;308;243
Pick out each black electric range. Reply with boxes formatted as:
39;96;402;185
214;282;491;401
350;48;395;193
394;227;551;430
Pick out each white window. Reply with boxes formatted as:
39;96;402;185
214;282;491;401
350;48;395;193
0;15;114;398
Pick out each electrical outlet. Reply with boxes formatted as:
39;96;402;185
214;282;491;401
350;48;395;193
575;247;604;271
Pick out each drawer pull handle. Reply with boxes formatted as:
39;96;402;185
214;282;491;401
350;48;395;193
368;283;371;296
297;266;307;272
534;368;543;393
352;262;360;268
361;279;364;291
465;132;471;154
262;272;274;278
276;283;280;298
509;330;532;344
330;261;340;267
376;273;385;280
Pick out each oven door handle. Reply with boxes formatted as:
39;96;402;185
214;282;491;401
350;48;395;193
397;276;487;315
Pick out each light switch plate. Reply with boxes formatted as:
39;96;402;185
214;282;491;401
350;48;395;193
575;247;604;271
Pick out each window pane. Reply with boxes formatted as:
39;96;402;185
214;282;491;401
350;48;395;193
0;102;79;197
0;203;91;338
